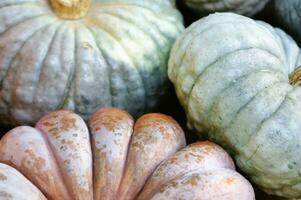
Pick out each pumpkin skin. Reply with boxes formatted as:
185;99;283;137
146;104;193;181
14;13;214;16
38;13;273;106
273;0;301;45
183;0;269;17
169;13;301;198
0;107;255;200
0;0;184;126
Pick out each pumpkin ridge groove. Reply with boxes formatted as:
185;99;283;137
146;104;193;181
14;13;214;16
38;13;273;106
92;4;174;42
173;20;282;86
82;23;114;106
36;126;73;199
1;20;58;124
185;47;281;109
0;16;56;90
84;17;147;110
206;71;285;131
59;24;77;110
0;13;48;37
220;81;288;150
238;86;296;159
96;10;165;61
33;22;66;109
0;2;48;10
93;11;166;106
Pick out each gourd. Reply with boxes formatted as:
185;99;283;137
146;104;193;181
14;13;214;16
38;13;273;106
168;12;301;198
182;0;269;17
273;0;301;45
0;108;255;200
0;0;184;126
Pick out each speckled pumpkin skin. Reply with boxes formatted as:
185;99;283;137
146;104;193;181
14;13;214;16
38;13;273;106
169;13;301;198
0;0;184;126
183;0;269;17
0;108;255;200
273;0;301;45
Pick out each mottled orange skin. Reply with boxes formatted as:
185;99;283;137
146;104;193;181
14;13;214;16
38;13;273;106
0;108;254;200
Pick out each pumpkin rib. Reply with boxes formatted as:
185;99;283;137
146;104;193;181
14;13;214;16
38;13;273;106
208;70;286;127
221;82;292;151
205;77;286;146
0;15;52;87
174;23;283;97
185;47;282;110
1;20;58;124
168;15;256;81
0;1;47;9
137;141;236;199
91;12;165;111
81;20;142;115
240;86;298;160
97;10;165;63
207;70;286;121
35;126;74;200
82;24;114;107
58;24;77;111
0;4;50;32
83;15;148;111
0;163;47;200
7;22;62;123
34;23;75;113
94;11;167;108
32;22;66;111
95;5;172;44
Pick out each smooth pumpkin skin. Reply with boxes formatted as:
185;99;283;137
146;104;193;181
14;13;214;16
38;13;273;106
273;0;301;45
0;108;254;200
169;13;301;198
183;0;269;17
0;0;184;126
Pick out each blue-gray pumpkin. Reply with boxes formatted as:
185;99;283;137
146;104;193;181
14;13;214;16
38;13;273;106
169;12;301;199
0;0;184;125
273;0;301;45
183;0;269;17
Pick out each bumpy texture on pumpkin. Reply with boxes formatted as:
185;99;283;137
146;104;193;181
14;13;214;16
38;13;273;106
0;108;254;200
183;0;269;17
0;0;184;126
169;12;301;198
273;0;301;45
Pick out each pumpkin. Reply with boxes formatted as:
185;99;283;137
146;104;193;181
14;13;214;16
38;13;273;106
182;0;269;17
0;107;254;200
273;0;301;45
168;12;301;198
0;0;184;126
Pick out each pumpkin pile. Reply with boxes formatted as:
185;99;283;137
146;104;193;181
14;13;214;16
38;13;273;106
0;108;254;199
1;0;301;199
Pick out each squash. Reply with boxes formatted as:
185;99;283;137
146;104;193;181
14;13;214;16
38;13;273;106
273;0;301;45
182;0;269;17
0;0;184;126
0;107;255;200
168;12;301;198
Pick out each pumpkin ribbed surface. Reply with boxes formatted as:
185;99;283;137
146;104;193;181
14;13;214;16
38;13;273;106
183;0;269;17
0;108;254;200
0;0;184;125
169;13;301;198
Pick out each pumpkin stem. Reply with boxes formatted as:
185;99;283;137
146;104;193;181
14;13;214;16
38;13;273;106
289;65;301;86
49;0;91;20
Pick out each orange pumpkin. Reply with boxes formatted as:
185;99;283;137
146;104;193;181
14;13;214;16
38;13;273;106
0;108;254;200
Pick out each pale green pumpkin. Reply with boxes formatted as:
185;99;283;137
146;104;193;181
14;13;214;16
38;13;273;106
183;0;269;17
169;12;301;199
0;0;184;125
